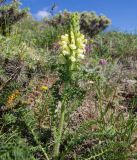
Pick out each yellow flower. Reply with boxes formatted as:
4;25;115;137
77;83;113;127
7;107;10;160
69;44;77;50
80;43;86;49
80;34;85;40
70;56;76;62
78;53;84;59
62;44;69;51
76;48;84;54
6;90;19;106
62;50;69;55
41;86;48;91
60;41;68;46
61;34;69;41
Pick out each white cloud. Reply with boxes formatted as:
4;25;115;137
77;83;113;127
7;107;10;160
35;9;51;20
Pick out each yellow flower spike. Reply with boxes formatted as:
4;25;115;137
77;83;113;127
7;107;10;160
59;13;87;65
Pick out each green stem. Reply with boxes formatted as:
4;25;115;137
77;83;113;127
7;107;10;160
54;103;66;159
53;63;70;159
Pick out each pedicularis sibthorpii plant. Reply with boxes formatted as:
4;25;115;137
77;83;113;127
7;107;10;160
53;12;87;159
45;13;137;160
1;6;137;159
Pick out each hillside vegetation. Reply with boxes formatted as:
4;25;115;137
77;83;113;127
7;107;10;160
0;1;137;160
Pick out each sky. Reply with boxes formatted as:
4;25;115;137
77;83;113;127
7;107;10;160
20;0;137;33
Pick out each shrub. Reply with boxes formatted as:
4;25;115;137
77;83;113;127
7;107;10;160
0;0;28;36
45;11;111;38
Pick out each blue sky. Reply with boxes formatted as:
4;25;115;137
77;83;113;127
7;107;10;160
21;0;137;33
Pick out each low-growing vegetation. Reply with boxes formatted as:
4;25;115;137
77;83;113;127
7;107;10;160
0;1;137;160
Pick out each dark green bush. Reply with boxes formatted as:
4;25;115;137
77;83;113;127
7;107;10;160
45;11;111;38
0;0;28;36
